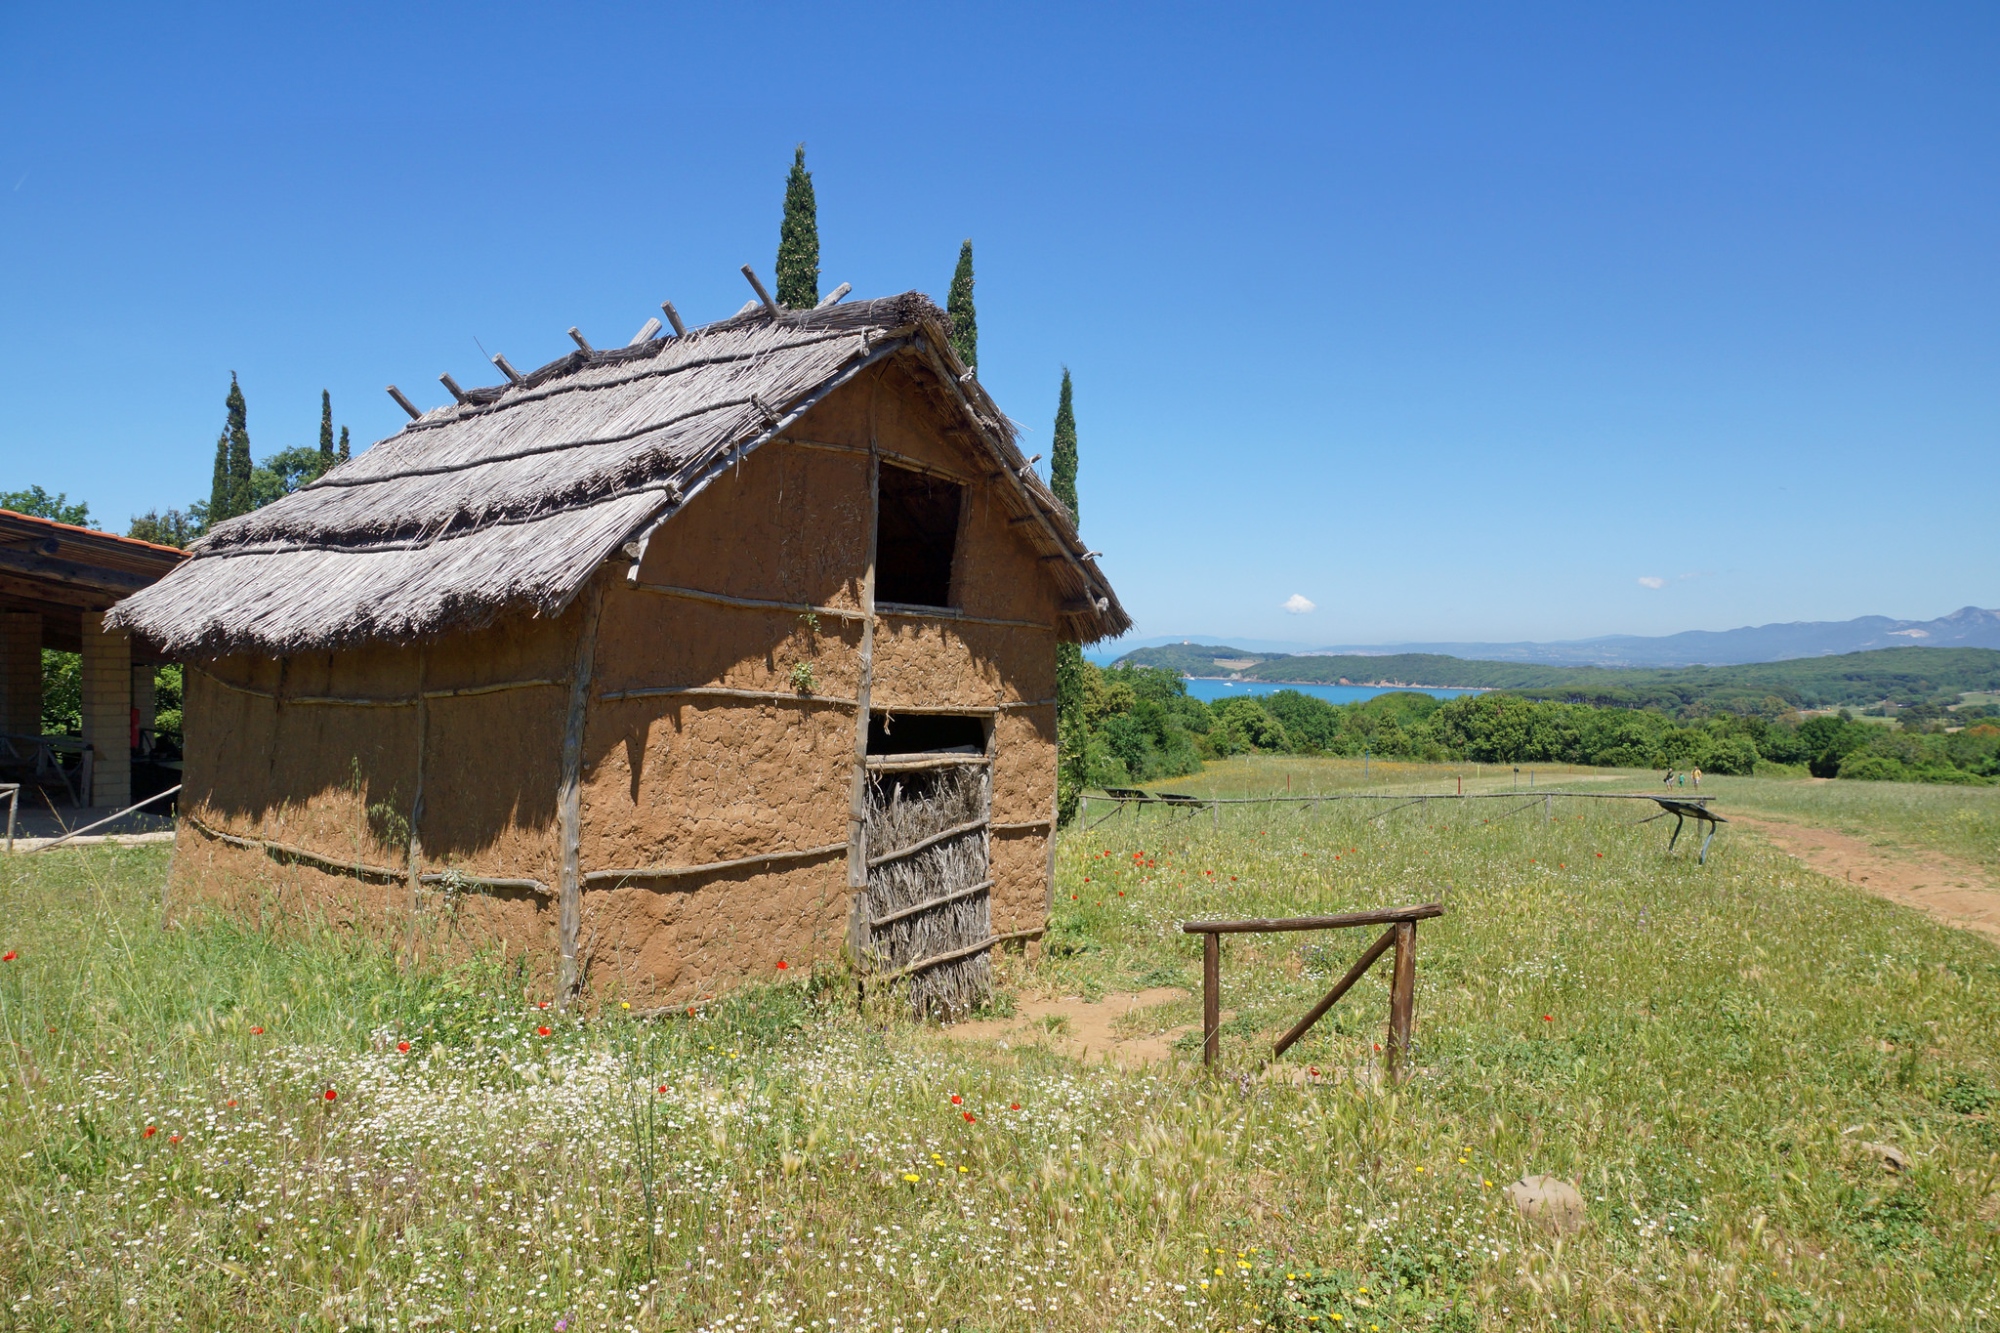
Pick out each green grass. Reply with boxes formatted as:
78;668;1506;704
3;784;1999;1330
1700;774;2000;876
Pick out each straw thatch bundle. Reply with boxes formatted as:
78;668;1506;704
110;293;1127;657
863;765;991;1018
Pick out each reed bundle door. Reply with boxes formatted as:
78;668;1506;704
862;756;992;1017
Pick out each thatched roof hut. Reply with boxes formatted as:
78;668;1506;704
113;291;1126;1011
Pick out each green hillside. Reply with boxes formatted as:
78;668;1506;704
1114;643;2000;716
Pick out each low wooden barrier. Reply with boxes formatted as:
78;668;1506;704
1180;902;1444;1080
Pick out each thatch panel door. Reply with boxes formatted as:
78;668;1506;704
862;761;991;1016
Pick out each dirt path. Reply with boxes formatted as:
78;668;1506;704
940;986;1201;1067
1731;813;2000;945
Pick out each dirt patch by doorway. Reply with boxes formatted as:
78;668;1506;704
940;986;1203;1068
1732;813;2000;946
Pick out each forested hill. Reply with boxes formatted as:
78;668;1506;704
1111;644;2000;715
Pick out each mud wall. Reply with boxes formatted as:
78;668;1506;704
573;360;1061;1000
172;606;578;964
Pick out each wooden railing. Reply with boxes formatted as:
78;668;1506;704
1180;902;1443;1080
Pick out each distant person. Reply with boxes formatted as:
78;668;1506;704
1677;771;1686;788
1691;767;1702;789
1662;769;1676;787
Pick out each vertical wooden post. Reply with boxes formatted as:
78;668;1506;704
556;582;604;1010
1386;919;1416;1081
844;375;882;962
406;646;429;958
1202;930;1220;1068
1210;798;1219;834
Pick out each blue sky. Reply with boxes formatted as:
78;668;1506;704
3;4;1993;647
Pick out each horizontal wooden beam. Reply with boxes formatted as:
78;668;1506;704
870;877;993;929
864;753;990;773
866;817;987;869
1180;902;1444;935
584;840;847;886
876;926;1043;983
0;547;157;595
598;684;859;708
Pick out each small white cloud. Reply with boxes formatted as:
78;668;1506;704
1283;594;1316;615
1637;576;1667;590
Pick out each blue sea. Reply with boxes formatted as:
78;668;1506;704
1182;678;1482;706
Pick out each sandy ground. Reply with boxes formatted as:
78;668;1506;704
1731;813;2000;946
941;986;1204;1067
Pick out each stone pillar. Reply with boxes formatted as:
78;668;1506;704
133;664;157;755
0;611;39;738
81;611;131;809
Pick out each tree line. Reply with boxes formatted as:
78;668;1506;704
1073;662;2000;794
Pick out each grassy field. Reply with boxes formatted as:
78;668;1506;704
1141;757;2000;876
3;769;1999;1330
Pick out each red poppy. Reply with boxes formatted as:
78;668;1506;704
397;1041;411;1053
323;1089;337;1102
1;951;14;962
657;1084;668;1094
1009;1102;1020;1110
249;1026;264;1035
1542;1015;1553;1022
1083;877;1090;883
537;1001;550;1010
168;1134;181;1145
950;1095;963;1105
1118;891;1124;897
1373;1043;1382;1053
226;1099;237;1108
1230;876;1237;882
963;1112;976;1123
686;1006;696;1017
776;960;789;970
1595;852;1603;858
537;1026;552;1037
142;1125;157;1138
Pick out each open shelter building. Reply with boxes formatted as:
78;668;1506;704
1;509;187;812
112;290;1126;1009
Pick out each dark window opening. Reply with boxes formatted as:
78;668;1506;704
867;712;987;757
874;464;961;607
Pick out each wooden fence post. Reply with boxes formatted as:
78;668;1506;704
1386;919;1416;1081
1202;930;1220;1068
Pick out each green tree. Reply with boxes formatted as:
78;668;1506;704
337;426;351;463
1050;369;1077;525
1050;371;1086;824
207;429;233;524
0;486;90;526
205;373;255;525
226;375;253;516
947;240;976;371
775;144;819;310
318;390;334;464
128;510;197;547
250;446;330;509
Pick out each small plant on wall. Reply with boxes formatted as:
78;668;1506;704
789;612;821;694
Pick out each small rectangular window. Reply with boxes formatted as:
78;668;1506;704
874;464;961;608
867;712;987;757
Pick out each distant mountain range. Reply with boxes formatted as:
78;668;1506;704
1102;607;2000;670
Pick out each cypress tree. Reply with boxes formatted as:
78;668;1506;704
946;240;976;371
207;430;233;524
1050;368;1078;525
318;390;334;464
1052;370;1087;826
224;373;253;517
337;426;350;463
775;144;819;309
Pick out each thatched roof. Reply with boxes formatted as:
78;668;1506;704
111;293;1128;658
